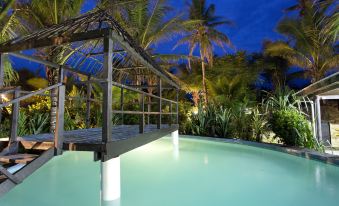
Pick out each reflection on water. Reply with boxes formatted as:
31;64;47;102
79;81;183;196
101;199;121;206
172;144;180;160
1;136;339;206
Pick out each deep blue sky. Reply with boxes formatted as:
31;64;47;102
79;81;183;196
14;0;306;88
81;0;295;54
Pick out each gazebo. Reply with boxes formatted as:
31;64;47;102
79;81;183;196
0;10;180;199
297;72;339;148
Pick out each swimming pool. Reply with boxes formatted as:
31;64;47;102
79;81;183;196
1;136;339;206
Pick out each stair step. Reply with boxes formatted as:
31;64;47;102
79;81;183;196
0;154;38;164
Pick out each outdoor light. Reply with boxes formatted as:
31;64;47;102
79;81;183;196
192;107;199;115
0;94;8;101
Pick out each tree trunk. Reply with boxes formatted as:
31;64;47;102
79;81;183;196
48;67;59;133
47;47;62;133
192;91;199;106
200;54;208;105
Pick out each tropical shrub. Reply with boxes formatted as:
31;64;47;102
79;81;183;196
215;106;232;138
28;113;49;134
250;107;269;142
270;109;315;148
188;103;215;136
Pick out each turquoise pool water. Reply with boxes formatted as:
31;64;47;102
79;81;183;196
1;136;339;206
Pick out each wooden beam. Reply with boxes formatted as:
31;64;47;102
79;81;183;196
102;33;113;143
120;87;124;124
9;88;20;146
0;148;54;196
157;77;162;129
102;125;179;161
54;67;65;155
111;81;177;104
0;29;109;53
0;165;22;184
9;52;97;79
86;76;92;129
176;89;179;124
110;32;179;89
0;83;62;108
169;102;172;126
128;85;175;90
139;93;145;133
112;110;176;115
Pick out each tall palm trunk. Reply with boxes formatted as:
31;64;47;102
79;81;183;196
47;47;62;133
200;53;208;104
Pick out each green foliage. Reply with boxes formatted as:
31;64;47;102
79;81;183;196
250;106;269;142
265;1;338;82
264;88;302;112
28;113;49;134
265;89;322;151
215;106;232;138
17;111;29;136
270;109;313;147
0;118;10;138
184;101;266;140
2;58;19;86
187;103;214;136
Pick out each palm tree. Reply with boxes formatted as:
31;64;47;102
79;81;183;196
101;0;186;117
265;1;338;82
175;0;232;104
12;0;84;132
0;0;15;21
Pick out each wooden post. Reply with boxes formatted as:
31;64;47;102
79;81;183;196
54;67;65;155
102;34;113;143
139;93;144;133
86;76;92;129
169;102;172;126
9;88;20;145
0;54;4;127
120;87;124;125
157;77;162;129
0;54;4;87
147;96;151;125
176;89;179;124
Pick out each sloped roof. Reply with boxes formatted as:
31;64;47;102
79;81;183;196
0;10;179;87
296;72;339;97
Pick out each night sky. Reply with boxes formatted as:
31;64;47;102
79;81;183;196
12;0;308;88
81;0;295;54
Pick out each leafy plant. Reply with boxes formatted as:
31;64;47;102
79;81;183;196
250;107;269;142
270;109;313;147
188;102;214;136
215;106;232;138
230;102;252;140
18;111;29;136
28;113;49;134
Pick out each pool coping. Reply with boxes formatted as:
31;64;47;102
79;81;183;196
180;135;339;167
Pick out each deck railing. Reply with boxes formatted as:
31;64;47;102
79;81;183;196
0;74;65;156
0;28;179;157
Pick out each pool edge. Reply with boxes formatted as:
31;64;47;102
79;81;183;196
179;135;339;167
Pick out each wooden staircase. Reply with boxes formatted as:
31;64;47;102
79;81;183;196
0;85;64;196
0;141;55;196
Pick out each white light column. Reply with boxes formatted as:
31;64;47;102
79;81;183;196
101;157;121;202
315;96;322;142
171;130;179;146
171;130;179;159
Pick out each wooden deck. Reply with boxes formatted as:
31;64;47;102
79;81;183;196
17;124;178;160
0;11;180;196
